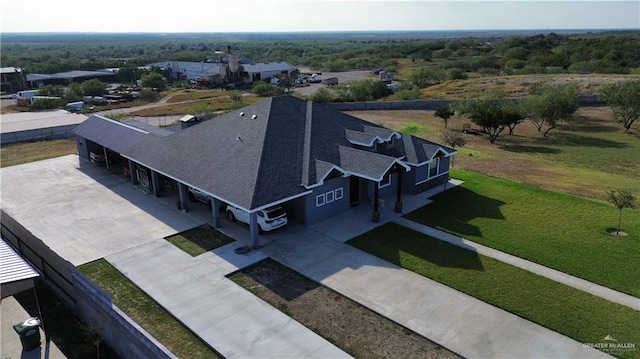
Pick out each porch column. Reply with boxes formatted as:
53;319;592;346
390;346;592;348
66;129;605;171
372;182;380;223
128;160;138;185
103;146;109;170
151;171;161;197
249;212;260;249
178;183;188;212
210;198;221;228
395;170;403;213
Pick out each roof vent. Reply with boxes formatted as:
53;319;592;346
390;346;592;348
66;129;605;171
239;112;244;117
251;115;258;120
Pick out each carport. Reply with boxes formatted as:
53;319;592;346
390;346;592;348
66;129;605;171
0;239;46;337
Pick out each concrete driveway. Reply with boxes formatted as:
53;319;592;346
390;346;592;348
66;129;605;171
0;155;204;266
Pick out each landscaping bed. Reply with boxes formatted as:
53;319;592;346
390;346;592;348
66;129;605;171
165;224;235;256
228;258;460;359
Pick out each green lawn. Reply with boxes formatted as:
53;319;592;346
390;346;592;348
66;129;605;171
78;260;220;359
348;223;640;359
405;169;640;297
165;224;235;256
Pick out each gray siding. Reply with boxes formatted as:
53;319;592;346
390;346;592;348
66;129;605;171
304;176;350;225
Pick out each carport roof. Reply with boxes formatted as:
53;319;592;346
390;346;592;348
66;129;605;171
73;115;149;153
0;239;39;286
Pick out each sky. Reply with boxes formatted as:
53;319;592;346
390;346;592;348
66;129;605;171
1;0;638;33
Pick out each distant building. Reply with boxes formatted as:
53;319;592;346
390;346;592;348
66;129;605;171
1;67;27;93
147;60;297;85
25;70;117;88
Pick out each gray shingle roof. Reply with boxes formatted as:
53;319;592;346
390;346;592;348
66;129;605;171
120;96;450;211
73;115;148;153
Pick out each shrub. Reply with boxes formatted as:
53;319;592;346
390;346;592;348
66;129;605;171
447;68;468;80
252;81;284;97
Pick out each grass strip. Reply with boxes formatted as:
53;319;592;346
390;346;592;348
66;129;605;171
165;224;235;256
348;223;640;359
1;139;77;168
406;168;640;296
78;259;220;359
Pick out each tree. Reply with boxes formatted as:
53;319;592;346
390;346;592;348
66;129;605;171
81;79;107;97
140;72;167;91
64;82;84;102
454;89;523;144
310;87;335;102
440;129;467;166
606;189;636;235
407;66;446;88
37;84;64;97
600;80;640;132
435;105;454;129
525;82;579;136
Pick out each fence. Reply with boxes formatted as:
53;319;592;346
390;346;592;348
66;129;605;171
1;210;177;359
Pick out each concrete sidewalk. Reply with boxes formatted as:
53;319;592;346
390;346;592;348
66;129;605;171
106;239;351;359
262;226;612;359
394;217;640;311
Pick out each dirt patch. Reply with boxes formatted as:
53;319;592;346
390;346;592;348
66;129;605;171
607;228;629;236
228;259;460;359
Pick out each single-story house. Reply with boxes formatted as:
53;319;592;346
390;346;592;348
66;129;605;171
73;96;455;247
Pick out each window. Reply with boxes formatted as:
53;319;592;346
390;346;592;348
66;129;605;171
379;173;391;188
326;190;334;203
316;193;325;207
428;158;439;178
335;187;344;200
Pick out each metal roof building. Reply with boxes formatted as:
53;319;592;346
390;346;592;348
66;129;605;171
0;110;88;144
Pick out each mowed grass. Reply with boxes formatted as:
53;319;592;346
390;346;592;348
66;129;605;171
165;224;235;256
79;260;221;359
348;223;640;359
406;169;640;296
0;139;77;167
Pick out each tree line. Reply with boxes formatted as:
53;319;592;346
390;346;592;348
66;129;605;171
2;31;639;76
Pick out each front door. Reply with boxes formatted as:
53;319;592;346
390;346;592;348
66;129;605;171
350;176;360;207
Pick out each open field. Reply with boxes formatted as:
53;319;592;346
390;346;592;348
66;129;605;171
419;74;639;99
228;258;460;359
349;105;639;200
79;260;220;359
348;223;640;359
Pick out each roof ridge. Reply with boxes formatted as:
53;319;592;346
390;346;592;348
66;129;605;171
301;100;314;187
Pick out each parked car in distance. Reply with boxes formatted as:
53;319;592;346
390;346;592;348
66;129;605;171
226;205;288;232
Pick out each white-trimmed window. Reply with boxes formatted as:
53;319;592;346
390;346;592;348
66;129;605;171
316;193;325;207
428;158;439;178
326;190;335;203
380;173;392;188
335;187;344;200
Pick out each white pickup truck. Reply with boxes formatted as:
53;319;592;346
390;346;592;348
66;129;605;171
226;205;288;232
